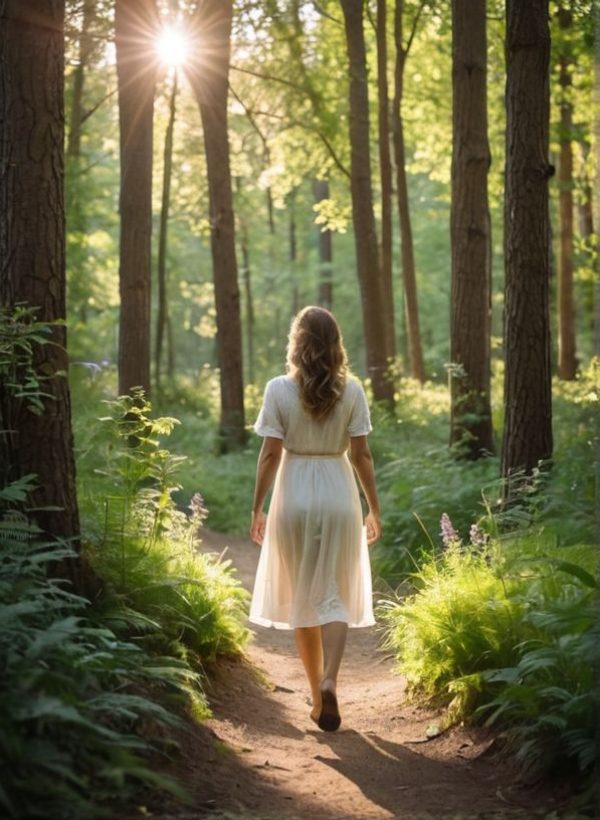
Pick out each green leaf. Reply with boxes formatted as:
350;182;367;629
552;560;599;590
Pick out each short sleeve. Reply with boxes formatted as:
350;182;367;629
254;379;285;439
348;382;372;437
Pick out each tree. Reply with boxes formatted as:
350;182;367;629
593;3;600;359
556;3;577;380
340;0;395;406
376;0;396;361
155;71;178;392
0;0;81;550
67;0;96;160
501;0;553;487
393;0;426;384
187;0;246;449
449;0;494;458
313;179;333;310
115;0;158;396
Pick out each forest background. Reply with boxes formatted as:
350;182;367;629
1;0;599;817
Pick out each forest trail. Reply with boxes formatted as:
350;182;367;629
161;530;560;820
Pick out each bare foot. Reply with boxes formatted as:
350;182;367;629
318;678;341;732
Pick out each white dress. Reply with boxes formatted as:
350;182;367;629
249;375;375;630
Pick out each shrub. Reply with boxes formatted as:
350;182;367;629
380;520;598;783
0;477;194;820
76;390;250;662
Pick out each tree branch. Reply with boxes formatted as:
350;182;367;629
80;87;119;125
229;83;271;157
251;109;350;179
405;0;428;56
230;63;306;93
312;2;342;24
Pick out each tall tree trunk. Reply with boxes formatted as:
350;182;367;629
377;0;396;362
234;177;255;384
155;71;178;392
501;0;553;489
557;5;577;380
240;217;255;385
449;0;494;458
289;191;300;316
67;0;95;159
187;0;245;449
115;0;157;397
593;6;600;360
592;6;600;797
393;0;425;384
313;179;333;310
577;141;594;240
340;0;395;406
0;0;81;557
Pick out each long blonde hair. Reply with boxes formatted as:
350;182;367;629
286;306;348;420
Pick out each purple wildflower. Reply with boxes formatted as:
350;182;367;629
469;523;488;548
440;513;460;548
189;492;209;525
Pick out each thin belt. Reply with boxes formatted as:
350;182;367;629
284;449;346;459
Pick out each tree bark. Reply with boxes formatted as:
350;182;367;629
115;0;157;397
393;0;425;384
501;0;553;489
340;0;395;406
155;71;178;392
187;0;246;449
593;6;600;361
67;0;95;159
557;5;577;380
289;190;300;317
449;0;494;458
376;0;396;362
0;0;81;553
313;179;333;310
240;217;255;386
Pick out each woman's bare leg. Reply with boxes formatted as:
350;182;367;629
317;621;348;730
321;620;348;689
294;626;323;719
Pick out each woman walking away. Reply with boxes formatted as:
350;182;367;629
249;306;381;732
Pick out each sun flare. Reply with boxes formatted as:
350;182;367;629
156;26;190;68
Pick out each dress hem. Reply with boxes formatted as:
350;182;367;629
248;614;376;631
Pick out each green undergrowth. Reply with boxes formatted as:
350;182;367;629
73;384;250;665
380;529;598;793
0;488;194;818
378;363;599;802
1;312;250;819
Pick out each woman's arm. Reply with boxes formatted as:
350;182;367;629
250;436;283;544
349;435;381;545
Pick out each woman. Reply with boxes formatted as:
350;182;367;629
249;306;381;732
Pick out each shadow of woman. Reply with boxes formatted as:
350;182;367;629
309;728;523;818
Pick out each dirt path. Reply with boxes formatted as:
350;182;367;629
163;531;562;820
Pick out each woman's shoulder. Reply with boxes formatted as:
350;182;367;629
264;374;297;399
344;374;366;398
266;374;295;389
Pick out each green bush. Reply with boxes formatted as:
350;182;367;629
0;477;194;820
379;523;598;782
478;558;599;778
76;389;250;662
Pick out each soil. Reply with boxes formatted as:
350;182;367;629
138;530;571;820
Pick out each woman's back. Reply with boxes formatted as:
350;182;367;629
255;375;371;455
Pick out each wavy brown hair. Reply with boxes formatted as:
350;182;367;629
286;306;348;420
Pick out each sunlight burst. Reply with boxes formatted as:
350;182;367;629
156;26;190;68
